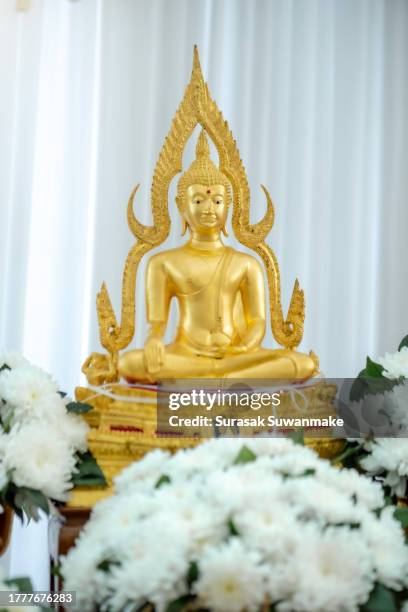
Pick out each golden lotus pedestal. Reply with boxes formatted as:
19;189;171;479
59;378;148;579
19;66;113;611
67;380;345;508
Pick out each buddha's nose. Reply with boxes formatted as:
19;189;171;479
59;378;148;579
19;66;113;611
204;197;214;212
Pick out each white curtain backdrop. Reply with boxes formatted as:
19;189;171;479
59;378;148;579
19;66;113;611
1;0;408;585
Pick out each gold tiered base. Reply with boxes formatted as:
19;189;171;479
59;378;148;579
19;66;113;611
68;381;344;507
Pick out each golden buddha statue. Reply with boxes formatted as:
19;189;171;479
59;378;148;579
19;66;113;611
71;48;342;508
82;47;318;387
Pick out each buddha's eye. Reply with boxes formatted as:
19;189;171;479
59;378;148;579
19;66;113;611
194;198;202;204
215;199;222;205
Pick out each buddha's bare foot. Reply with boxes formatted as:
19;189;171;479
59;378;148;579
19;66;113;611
82;352;119;385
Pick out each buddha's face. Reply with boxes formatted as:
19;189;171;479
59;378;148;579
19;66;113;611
183;184;228;234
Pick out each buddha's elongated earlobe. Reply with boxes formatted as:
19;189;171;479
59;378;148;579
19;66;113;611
222;224;229;237
181;217;188;236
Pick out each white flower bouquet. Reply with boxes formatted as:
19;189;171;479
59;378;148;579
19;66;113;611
335;334;408;500
0;352;106;522
61;438;408;612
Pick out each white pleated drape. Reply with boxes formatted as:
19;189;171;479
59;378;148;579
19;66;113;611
1;0;408;585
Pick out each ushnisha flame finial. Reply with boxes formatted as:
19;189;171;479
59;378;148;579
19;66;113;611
196;129;210;158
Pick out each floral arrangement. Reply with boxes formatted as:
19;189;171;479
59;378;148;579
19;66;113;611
335;334;408;500
0;352;105;522
61;437;408;612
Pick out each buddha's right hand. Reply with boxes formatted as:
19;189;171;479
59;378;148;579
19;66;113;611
144;337;165;374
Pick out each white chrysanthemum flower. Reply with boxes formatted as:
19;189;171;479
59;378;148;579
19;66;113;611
378;346;408;379
285;478;362;525
158;498;228;556
361;439;408;496
0;351;30;370
89;489;157;527
165;443;223;479
203;468;252;514
60;535;111;612
265;449;323;478
110;520;190;612
186;437;244;466
319;466;384;510
114;448;170;493
388;382;408;434
194;538;265;612
51;412;89;454
0;365;62;424
3;423;76;501
235;503;297;559
285;525;374;612
361;506;408;589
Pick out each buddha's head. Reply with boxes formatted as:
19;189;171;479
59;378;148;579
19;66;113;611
176;130;232;236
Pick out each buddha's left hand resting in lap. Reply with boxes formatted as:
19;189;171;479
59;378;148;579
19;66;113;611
115;132;318;383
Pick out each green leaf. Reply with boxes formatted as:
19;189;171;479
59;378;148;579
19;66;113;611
282;468;316;480
362;583;397;612
394;507;408;529
27;488;50;514
365;357;384;378
58;391;67;398
289;429;304;446
5;577;33;592
1;408;14;434
97;559;120;573
228;518;240;536
233;445;257;464
398;335;408;351
13;487;50;521
76;476;108;487
331;443;363;466
349;376;369;402
66;401;92;414
12;504;24;522
72;451;107;487
155;474;171;488
166;595;195;612
350;357;384;403
350;359;403;400
50;564;62;578
186;561;199;588
0;364;11;373
302;468;316;477
328;521;361;530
